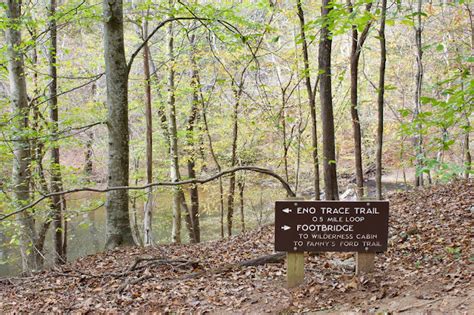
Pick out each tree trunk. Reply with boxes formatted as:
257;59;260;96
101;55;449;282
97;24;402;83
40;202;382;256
318;0;339;201
131;157;143;246
464;4;473;179
103;0;134;249
187;34;201;242
167;17;195;243
270;52;291;189
280;94;290;183
150;55;192;234
148;56;171;148
143;17;154;247
227;86;241;236
219;179;225;237
201;102;225;238
6;0;40;273
464;115;472;179
347;0;372;199
238;180;245;233
29;28;51;270
376;0;387;200
167;18;182;244
296;0;320;199
414;0;425;187
349;51;364;199
84;82;99;180
84;132;94;178
48;0;67;264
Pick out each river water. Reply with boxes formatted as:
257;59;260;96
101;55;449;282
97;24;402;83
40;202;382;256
0;182;285;277
0;177;408;277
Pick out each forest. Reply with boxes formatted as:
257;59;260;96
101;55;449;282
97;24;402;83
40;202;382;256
0;0;472;312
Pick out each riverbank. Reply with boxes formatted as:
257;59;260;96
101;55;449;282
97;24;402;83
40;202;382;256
0;180;472;312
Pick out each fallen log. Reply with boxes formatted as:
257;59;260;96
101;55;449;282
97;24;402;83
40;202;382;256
127;257;199;272
239;252;286;267
177;252;286;281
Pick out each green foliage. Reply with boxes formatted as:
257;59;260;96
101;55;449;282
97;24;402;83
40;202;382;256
0;0;473;276
445;246;461;259
400;67;473;180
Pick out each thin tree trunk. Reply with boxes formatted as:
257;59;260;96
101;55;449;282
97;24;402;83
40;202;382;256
167;16;195;243
29;28;51;270
414;0;424;187
464;116;472;179
131;157;143;246
270;52;291;188
148;56;170;147
349;51;364;198
48;0;66;264
149;52;194;230
84;132;94;178
296;0;320;199
6;0;39;273
280;95;289;183
376;0;387;200
464;3;473;179
219;179;225;237
84;82;99;180
187;34;201;242
238;180;245;233
201;97;225;238
295;105;304;195
293;25;304;195
347;0;373;199
167;18;181;244
103;0;134;249
143;16;154;247
319;0;339;200
227;85;242;236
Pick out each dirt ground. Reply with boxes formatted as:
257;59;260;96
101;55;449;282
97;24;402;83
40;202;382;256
0;180;472;313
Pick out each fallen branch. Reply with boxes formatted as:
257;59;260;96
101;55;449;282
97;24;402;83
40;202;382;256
117;257;199;293
127;257;199;273
239;252;286;266
54;257;198;280
1;166;294;221
117;273;155;293
178;252;286;280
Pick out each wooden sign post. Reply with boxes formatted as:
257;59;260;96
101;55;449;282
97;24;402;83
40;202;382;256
356;252;375;274
287;252;304;287
275;200;389;287
285;197;305;287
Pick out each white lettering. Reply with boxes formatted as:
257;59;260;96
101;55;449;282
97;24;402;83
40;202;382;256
297;207;317;214
296;224;354;232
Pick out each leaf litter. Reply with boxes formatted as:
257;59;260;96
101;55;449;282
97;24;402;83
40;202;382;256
0;180;472;313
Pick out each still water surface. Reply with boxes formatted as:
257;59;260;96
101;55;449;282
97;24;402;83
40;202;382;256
0;179;407;277
0;182;284;276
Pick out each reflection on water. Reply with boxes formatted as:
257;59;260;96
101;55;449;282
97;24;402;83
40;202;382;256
0;182;285;277
0;178;408;277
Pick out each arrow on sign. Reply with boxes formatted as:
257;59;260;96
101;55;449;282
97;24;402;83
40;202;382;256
282;208;292;213
281;225;291;231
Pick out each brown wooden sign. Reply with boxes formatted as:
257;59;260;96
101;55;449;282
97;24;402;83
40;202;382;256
275;200;389;253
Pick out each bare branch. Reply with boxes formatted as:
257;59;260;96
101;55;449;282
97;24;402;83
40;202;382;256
1;166;295;221
0;121;105;142
127;17;209;74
